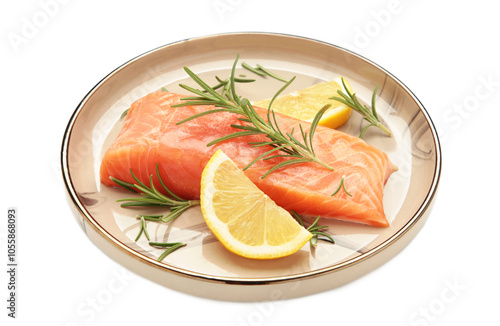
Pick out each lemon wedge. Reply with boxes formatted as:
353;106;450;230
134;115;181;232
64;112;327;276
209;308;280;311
200;150;312;259
252;77;353;129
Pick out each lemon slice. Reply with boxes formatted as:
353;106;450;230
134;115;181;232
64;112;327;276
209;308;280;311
200;150;312;259
252;77;353;129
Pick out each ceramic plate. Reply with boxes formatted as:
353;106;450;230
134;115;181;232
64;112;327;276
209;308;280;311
61;32;441;301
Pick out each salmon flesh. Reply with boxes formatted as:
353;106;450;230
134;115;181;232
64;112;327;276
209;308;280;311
100;91;397;227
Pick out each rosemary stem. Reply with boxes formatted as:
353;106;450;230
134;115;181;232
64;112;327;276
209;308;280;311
251;115;334;171
377;122;392;136
176;55;335;176
271;129;333;170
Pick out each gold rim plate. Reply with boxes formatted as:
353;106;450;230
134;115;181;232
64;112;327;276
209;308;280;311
61;32;441;301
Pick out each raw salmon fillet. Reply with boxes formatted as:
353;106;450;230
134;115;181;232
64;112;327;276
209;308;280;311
100;91;397;227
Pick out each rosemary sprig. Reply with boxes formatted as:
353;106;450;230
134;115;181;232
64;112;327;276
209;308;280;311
242;62;288;82
330;77;391;138
110;163;199;223
111;165;190;258
292;211;335;248
120;109;129;119
172;55;334;178
149;242;186;262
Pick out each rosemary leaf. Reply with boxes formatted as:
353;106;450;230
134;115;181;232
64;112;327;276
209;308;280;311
261;153;302;161
308;104;332;155
260;158;311;179
120;109;129;120
161;205;191;223
314;231;335;244
330;78;391;138
184;67;223;99
110;176;137;193
117;200;173;207
234;77;256;83
247;140;283;147
267;77;296;110
229;124;260;132
286;130;309;151
140;215;164;221
256;64;288;82
331;175;352;197
241;62;266;76
242;62;288;82
242;145;287;171
229;57;240;106
149;241;184;247
155;242;186;262
135;216;150;241
155;164;183;201
371;85;380;119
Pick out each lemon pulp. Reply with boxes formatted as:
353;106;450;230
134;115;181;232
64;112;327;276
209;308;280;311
200;150;312;259
252;77;352;129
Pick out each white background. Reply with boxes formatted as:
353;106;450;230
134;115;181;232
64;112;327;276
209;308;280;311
2;0;499;325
